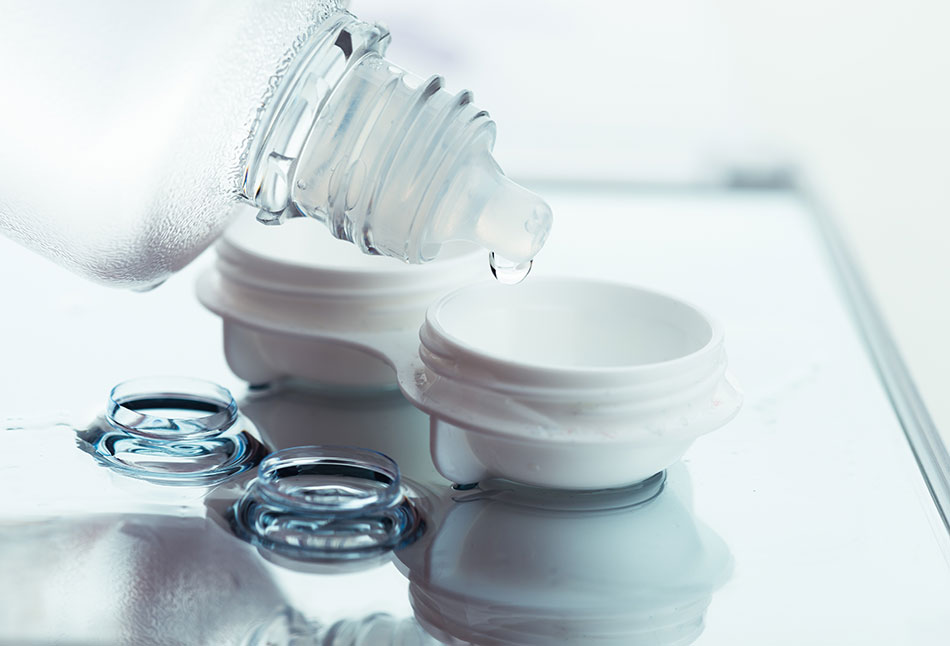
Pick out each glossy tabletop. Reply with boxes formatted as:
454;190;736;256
1;187;948;645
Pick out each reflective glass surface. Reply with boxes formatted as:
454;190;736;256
1;188;948;644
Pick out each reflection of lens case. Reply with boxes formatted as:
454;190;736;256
397;468;732;646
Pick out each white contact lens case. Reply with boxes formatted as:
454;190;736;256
197;213;484;389
198;212;742;489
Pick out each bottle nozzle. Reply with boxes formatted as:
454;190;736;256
421;133;551;265
437;141;551;263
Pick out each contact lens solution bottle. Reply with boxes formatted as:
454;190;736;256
0;1;551;289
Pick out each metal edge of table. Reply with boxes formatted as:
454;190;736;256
521;173;950;538
798;179;950;538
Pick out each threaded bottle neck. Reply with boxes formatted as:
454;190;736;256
240;12;389;215
245;11;551;265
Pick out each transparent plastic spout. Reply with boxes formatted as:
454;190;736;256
244;12;553;266
437;134;553;263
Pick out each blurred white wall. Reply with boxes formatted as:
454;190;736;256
714;0;950;438
353;0;950;439
353;0;762;184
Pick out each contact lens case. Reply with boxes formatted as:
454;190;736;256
198;212;741;489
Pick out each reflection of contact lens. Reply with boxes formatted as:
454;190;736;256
77;377;267;486
230;446;424;563
246;608;437;646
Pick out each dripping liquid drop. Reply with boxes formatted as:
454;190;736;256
489;251;533;285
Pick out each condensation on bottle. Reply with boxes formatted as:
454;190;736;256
0;1;551;289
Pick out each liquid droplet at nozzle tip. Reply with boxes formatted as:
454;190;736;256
453;152;552;266
489;251;533;285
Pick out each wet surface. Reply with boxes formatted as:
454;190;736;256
0;514;286;645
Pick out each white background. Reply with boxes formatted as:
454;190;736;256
354;0;950;442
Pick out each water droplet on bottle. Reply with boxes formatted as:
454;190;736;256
489;251;532;285
258;152;295;213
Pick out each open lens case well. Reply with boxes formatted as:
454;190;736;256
198;212;742;490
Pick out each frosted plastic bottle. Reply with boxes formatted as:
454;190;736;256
0;1;551;289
